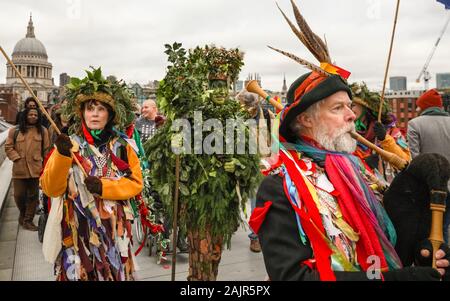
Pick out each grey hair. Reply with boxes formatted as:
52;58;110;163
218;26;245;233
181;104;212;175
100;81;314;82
236;89;259;108
288;100;323;137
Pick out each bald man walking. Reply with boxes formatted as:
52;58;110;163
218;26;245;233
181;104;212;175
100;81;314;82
136;99;161;143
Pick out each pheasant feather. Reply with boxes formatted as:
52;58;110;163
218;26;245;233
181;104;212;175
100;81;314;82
289;0;331;63
268;46;329;76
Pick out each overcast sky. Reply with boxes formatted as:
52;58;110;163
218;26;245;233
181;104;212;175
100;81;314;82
0;0;449;91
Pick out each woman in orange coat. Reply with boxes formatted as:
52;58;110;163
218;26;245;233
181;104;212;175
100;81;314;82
40;68;143;281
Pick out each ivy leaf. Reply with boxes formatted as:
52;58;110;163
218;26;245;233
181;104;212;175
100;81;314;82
161;183;170;196
69;77;81;86
93;67;102;81
179;183;190;196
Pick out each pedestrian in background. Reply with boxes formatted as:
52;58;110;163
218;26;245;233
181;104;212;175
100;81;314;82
5;107;50;231
407;88;450;243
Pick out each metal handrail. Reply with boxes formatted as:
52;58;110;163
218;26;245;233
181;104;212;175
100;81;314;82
0;120;14;215
0;120;13;146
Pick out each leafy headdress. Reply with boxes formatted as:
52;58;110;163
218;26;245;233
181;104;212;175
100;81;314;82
63;67;137;135
201;45;244;84
350;82;392;122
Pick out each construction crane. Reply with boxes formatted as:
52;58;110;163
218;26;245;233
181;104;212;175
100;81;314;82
416;12;450;90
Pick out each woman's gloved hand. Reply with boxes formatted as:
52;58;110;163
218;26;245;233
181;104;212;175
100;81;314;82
55;134;73;157
84;176;102;196
374;121;387;141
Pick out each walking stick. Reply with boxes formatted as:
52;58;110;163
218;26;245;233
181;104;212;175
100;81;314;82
171;154;181;281
0;45;87;177
377;0;401;122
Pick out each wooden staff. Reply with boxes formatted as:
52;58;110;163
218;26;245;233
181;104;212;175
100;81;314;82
378;0;401;122
0;45;87;177
171;154;181;281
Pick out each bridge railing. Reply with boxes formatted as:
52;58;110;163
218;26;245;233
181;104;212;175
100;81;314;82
0;120;14;216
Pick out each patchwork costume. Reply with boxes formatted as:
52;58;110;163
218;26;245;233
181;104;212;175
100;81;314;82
40;68;143;281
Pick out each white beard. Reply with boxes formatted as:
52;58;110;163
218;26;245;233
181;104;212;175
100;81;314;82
314;123;357;153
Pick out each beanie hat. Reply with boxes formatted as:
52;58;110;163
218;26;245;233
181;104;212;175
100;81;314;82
416;89;442;110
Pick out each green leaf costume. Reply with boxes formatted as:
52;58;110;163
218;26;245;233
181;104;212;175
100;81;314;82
144;43;261;280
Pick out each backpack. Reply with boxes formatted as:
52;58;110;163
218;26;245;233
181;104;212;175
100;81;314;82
13;126;46;159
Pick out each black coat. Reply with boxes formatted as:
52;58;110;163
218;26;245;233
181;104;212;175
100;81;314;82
257;153;450;281
384;153;450;266
256;174;375;280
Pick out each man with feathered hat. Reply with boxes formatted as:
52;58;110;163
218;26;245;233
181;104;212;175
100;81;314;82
249;0;449;281
40;67;143;281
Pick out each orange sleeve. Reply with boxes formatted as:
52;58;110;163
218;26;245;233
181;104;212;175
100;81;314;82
100;144;143;200
380;134;411;162
40;149;72;197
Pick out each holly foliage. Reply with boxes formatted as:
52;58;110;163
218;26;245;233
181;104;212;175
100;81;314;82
144;43;261;247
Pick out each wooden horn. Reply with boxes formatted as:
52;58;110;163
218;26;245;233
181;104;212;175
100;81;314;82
246;80;284;111
246;79;409;170
349;132;408;170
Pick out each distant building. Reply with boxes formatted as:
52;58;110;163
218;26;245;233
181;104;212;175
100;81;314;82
436;73;450;90
59;73;70;87
143;80;158;101
129;83;145;104
244;73;261;90
0;15;58;107
385;90;424;130
281;74;287;105
128;80;159;105
389;76;407;91
235;80;244;92
0;88;19;123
